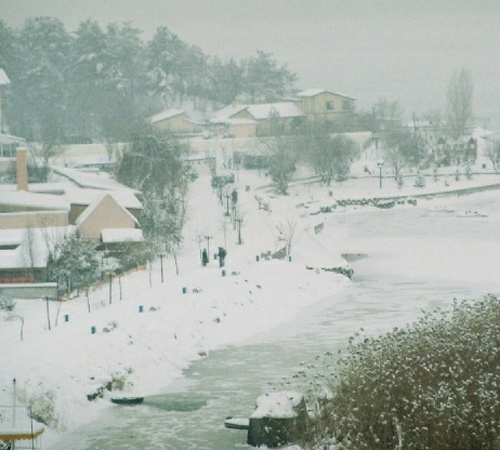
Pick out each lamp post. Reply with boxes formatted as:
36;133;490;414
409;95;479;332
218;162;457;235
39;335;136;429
44;296;51;331
225;193;230;216
104;270;113;305
235;217;243;245
372;133;379;160
158;253;165;283
205;235;212;257
377;159;385;188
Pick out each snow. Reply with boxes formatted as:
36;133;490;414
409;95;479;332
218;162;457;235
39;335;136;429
251;391;303;419
149;109;185;124
296;88;355;100
246;102;305;120
2;160;500;446
100;228;143;243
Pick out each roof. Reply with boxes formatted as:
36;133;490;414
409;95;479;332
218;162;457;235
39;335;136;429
296;88;355;100
0;190;70;211
149;109;185;124
210;104;249;123
75;193;139;227
0;68;10;86
212;102;304;123
66;187;142;210
0;226;72;269
246;102;305;120
101;228;144;244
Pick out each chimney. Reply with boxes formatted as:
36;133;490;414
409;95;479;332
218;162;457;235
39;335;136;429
16;147;29;191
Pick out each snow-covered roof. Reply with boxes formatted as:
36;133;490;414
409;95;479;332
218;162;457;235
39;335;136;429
101;228;144;244
0;133;24;145
210;104;249;124
75;193;139;227
212;102;304;122
246;102;305;120
0;68;10;86
472;126;496;138
296;88;355;100
0;226;72;269
0;190;70;211
149;109;185;124
66;187;142;210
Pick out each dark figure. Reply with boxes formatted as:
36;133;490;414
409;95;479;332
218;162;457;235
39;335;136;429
218;247;227;267
202;249;209;266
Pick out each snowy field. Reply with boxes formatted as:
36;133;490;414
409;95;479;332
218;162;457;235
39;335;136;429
1;166;500;447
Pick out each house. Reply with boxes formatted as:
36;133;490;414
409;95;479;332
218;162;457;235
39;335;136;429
75;193;141;242
0;149;145;284
435;136;478;166
210;105;258;138
149;109;204;135
294;89;355;123
211;102;304;137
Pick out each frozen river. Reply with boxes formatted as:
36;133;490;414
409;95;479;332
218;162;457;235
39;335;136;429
50;191;500;449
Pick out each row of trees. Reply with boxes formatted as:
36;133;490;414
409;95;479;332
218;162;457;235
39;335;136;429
263;124;361;195
0;17;297;144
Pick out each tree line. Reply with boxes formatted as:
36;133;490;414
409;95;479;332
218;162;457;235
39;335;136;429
0;17;296;144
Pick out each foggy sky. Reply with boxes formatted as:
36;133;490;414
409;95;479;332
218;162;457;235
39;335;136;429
2;0;499;128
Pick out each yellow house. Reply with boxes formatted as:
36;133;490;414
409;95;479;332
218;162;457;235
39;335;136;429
295;89;355;123
75;193;140;242
149;109;203;135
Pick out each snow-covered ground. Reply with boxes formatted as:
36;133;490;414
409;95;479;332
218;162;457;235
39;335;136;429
1;163;500;447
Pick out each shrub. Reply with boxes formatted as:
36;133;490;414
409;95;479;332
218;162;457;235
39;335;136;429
0;295;16;312
25;388;59;428
300;295;500;449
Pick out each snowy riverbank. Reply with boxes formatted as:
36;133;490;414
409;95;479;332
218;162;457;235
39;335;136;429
1;170;352;445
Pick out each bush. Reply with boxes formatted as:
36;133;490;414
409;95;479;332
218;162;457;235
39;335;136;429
0;295;16;312
300;295;500;449
25;388;59;428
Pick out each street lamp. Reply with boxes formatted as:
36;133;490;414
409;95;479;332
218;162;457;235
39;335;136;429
158;253;165;283
377;159;384;188
103;270;113;304
225;193;230;216
372;133;380;160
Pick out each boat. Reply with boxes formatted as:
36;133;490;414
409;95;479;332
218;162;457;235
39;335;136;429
110;396;144;405
0;379;44;449
0;427;45;449
224;416;249;430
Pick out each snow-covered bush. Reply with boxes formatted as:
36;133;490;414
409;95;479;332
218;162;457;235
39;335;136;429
414;172;425;188
24;387;59;429
0;295;16;311
299;294;500;449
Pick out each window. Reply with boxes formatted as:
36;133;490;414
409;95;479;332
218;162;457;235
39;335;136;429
342;100;351;110
326;101;334;110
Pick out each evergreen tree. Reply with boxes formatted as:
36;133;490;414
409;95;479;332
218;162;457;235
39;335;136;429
49;231;100;295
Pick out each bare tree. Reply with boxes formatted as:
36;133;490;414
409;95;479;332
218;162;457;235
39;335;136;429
446;68;473;138
276;215;298;256
486;140;500;172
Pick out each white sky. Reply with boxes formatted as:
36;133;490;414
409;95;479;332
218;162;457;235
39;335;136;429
2;1;500;126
